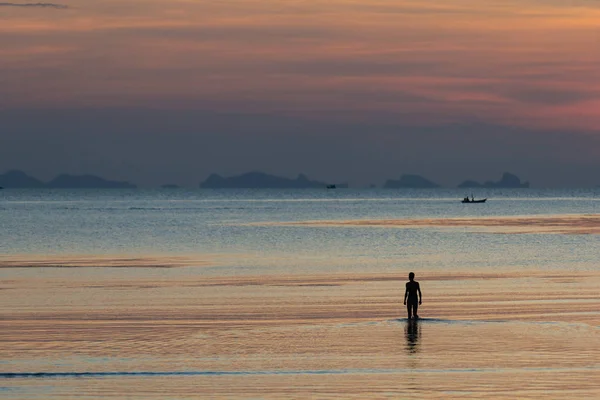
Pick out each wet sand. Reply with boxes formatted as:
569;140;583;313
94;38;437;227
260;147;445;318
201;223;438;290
0;254;215;269
2;261;600;399
264;214;600;234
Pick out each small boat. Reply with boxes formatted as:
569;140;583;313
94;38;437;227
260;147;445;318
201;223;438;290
462;197;486;203
326;184;336;189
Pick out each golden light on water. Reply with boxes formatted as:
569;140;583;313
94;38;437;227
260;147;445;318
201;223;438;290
2;252;600;398
259;214;600;234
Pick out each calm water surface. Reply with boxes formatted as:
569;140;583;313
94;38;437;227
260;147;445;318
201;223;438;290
2;188;598;271
1;189;599;398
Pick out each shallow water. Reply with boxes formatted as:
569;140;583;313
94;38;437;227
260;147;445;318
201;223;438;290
1;189;599;398
3;269;600;399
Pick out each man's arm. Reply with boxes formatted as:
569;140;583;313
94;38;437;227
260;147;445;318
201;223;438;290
418;283;422;304
403;284;408;305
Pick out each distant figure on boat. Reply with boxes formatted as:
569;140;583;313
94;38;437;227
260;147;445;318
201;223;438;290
404;272;422;320
462;195;487;203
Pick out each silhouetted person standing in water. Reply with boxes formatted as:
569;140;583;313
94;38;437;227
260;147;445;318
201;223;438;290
404;272;422;319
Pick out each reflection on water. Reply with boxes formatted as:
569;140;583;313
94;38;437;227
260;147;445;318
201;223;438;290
279;215;600;235
2;262;600;398
1;190;599;399
404;319;421;354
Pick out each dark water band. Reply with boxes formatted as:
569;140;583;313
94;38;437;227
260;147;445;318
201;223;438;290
3;365;599;379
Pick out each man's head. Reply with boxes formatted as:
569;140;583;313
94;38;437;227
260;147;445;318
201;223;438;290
409;272;415;281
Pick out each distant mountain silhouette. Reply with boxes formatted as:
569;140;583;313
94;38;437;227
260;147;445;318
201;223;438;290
383;174;439;188
0;170;45;188
458;172;529;188
47;174;136;189
200;172;329;188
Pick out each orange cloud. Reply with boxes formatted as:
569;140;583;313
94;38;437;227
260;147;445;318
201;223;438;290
1;0;599;131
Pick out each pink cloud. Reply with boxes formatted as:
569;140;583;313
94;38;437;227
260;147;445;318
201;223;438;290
1;0;599;131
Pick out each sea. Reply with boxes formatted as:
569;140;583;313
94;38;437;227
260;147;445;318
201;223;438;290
1;188;599;399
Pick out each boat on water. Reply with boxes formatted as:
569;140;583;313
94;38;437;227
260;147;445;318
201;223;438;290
326;184;336;189
462;196;486;203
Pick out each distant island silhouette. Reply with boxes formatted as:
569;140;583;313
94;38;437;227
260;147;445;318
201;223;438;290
0;169;540;189
383;174;439;188
0;170;136;188
0;170;45;188
457;172;529;188
200;171;342;189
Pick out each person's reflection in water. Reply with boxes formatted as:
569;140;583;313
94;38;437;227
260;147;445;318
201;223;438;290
404;319;421;354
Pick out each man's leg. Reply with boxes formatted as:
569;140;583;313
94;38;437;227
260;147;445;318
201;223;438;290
407;302;412;319
413;302;419;319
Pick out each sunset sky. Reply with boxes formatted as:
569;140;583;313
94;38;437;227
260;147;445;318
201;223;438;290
1;0;599;187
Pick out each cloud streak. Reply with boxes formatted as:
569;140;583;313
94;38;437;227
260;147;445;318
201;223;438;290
0;0;598;133
0;2;67;8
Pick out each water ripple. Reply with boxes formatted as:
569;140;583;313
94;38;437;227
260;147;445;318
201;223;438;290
4;365;600;379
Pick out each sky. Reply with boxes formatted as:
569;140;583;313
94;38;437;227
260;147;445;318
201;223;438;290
0;0;599;187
